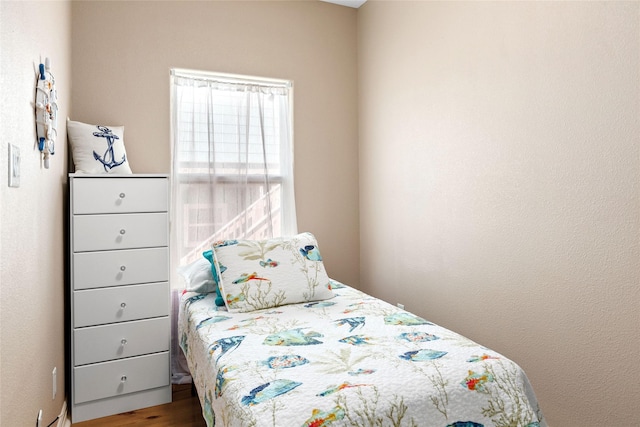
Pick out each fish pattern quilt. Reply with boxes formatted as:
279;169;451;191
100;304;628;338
179;280;546;427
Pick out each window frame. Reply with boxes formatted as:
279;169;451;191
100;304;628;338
170;69;296;267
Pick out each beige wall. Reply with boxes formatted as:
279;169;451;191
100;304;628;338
358;1;639;425
0;1;71;426
70;0;360;286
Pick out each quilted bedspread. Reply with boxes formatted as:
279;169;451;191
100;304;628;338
179;280;546;427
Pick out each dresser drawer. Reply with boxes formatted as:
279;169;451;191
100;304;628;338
74;282;169;328
73;213;168;252
72;177;168;214
74;317;170;366
74;352;169;404
73;247;168;290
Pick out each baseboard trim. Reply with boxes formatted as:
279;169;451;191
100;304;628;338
57;400;70;427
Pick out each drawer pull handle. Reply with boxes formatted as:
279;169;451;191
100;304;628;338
121;375;127;383
119;229;126;235
120;302;127;309
119;192;126;199
120;265;126;272
121;338;127;346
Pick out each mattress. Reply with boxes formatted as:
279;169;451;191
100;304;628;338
179;280;546;427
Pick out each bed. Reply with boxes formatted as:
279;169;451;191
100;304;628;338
177;233;546;427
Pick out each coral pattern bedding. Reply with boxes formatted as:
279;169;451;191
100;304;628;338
178;280;546;427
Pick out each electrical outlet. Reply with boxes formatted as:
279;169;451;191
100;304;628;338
52;367;57;399
8;143;20;188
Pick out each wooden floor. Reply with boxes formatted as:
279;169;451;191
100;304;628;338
72;384;207;427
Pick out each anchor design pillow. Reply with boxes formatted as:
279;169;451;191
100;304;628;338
67;119;133;174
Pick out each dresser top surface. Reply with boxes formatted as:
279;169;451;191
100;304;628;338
69;173;169;179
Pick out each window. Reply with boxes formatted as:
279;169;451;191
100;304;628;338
170;70;297;267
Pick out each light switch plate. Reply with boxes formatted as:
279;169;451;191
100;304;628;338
8;143;20;188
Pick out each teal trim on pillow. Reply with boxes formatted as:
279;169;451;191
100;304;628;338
202;250;225;307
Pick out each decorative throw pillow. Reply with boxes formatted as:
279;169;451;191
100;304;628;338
176;258;217;294
67;119;133;174
201;250;226;307
212;232;334;313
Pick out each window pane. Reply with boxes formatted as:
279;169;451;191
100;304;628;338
176;181;283;262
172;71;293;265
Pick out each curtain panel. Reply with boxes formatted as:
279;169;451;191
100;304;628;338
169;69;297;383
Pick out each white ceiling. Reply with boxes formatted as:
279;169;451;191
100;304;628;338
321;0;367;8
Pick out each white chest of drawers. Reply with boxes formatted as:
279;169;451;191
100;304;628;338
69;174;171;422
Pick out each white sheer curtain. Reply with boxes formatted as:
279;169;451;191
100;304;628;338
169;69;297;383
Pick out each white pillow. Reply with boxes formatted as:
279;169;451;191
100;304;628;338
67;119;132;174
213;232;334;313
177;258;217;294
